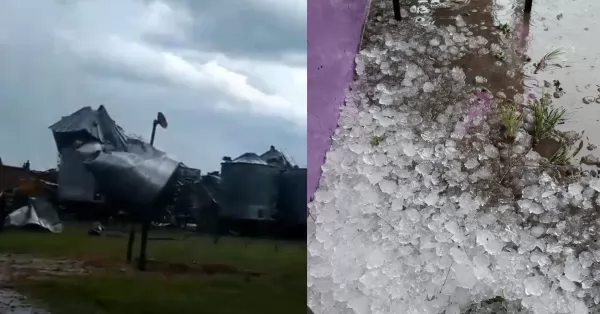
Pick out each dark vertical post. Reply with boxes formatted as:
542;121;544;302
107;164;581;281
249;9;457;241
137;120;159;271
392;0;401;21
524;0;532;13
149;121;158;146
126;224;135;262
138;215;150;270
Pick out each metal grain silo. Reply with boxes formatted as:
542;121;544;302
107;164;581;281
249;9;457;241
220;153;279;221
277;168;307;226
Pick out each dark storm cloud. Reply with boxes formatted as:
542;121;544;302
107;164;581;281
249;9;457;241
150;0;307;62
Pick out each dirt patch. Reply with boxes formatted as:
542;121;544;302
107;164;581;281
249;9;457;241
0;255;90;284
0;254;261;284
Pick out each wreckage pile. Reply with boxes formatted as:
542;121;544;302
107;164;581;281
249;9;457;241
308;1;600;314
4;105;307;238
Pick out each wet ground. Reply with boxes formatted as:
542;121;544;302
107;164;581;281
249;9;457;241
0;253;262;314
0;255;91;314
0;289;49;314
434;0;600;163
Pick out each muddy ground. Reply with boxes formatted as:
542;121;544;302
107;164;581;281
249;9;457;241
0;253;262;314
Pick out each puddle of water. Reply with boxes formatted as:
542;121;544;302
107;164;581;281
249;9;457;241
425;0;600;167
494;0;600;165
431;0;526;101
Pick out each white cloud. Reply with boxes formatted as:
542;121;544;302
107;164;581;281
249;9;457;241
138;1;193;40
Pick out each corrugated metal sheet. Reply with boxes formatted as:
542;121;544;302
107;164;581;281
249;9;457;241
49;105;129;151
57;147;98;202
84;150;180;208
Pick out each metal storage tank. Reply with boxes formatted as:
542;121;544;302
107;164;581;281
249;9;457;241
57;147;101;202
277;168;307;226
220;153;279;221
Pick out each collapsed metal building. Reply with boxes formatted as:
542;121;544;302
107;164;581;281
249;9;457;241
48;105;184;218
47;105;306;237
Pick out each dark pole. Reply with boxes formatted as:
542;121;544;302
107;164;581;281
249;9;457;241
524;0;532;13
137;120;159;271
126;224;136;262
392;0;401;21
149;120;158;146
138;214;150;270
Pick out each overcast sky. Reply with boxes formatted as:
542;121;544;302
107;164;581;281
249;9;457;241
0;0;306;172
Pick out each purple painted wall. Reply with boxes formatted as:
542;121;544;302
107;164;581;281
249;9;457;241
307;0;370;202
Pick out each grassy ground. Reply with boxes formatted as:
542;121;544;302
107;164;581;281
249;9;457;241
0;224;306;314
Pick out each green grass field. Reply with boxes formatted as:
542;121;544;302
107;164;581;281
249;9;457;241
0;224;306;314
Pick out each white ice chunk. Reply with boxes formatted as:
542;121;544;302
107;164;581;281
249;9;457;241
559;276;577;292
379;179;397;194
476;230;504;254
517;199;544;214
524;276;546;296
530;226;545;238
422;81;435;93
452;263;476;289
565;258;584;282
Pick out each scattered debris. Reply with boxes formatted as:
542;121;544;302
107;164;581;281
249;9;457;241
4;197;62;233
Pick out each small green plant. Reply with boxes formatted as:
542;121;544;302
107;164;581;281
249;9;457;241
498;102;523;141
534;48;564;74
371;135;385;146
531;95;567;141
494;52;506;61
497;23;511;36
549;140;583;165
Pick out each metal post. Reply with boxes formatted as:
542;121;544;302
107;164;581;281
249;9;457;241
149;120;158;146
392;0;401;21
137;119;159;271
126;224;136;262
524;0;532;13
138;216;150;270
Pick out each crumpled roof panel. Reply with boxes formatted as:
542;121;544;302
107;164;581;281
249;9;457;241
49;105;129;151
260;146;294;168
232;153;269;165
